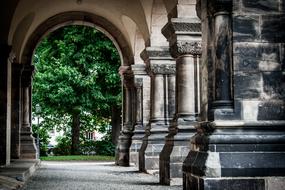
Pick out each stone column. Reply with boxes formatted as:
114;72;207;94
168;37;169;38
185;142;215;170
139;46;176;173
20;65;37;159
160;3;202;184
0;45;12;165
115;66;134;166
183;0;285;190
130;64;151;166
209;0;234;119
11;62;23;159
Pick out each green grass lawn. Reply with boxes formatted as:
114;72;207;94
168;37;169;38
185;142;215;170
40;155;115;161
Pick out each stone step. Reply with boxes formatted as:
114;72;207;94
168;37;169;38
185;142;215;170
0;159;40;182
0;175;24;190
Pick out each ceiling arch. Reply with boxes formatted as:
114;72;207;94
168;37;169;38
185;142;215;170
20;11;134;66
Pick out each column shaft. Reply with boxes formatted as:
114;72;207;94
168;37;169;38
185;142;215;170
213;11;233;107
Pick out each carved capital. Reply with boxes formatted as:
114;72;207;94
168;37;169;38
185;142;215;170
171;41;202;57
150;63;176;75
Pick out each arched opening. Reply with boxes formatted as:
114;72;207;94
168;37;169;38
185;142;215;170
31;24;122;158
9;11;135;166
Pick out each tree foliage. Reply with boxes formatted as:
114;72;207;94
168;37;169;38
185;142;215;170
32;25;121;155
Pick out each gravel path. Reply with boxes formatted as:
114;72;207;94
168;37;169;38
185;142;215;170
20;161;182;190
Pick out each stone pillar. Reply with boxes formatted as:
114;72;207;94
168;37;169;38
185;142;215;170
160;1;202;184
20;65;37;159
115;66;134;166
183;0;285;189
0;45;12;165
209;0;234;120
11;63;23;159
139;46;176;173
130;64;151;166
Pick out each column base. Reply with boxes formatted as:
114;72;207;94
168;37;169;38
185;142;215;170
115;132;132;166
183;176;285;190
130;129;145;166
182;121;285;190
139;135;148;172
20;127;37;159
159;121;197;185
144;126;169;173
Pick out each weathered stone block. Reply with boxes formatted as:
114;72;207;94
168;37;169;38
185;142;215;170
233;15;259;42
267;177;285;190
262;72;285;99
242;0;279;13
203;178;265;190
261;14;285;43
234;72;262;99
257;100;285;120
234;43;282;71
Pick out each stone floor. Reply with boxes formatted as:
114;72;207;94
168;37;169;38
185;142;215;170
20;161;182;190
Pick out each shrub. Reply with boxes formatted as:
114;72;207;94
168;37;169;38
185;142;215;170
53;136;71;155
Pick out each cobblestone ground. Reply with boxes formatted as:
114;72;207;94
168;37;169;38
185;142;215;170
20;161;182;190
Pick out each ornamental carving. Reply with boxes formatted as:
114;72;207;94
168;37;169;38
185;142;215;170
171;41;202;57
150;63;176;75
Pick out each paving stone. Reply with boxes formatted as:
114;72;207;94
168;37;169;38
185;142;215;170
20;161;182;190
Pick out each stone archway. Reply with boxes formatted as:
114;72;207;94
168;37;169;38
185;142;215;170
10;11;136;166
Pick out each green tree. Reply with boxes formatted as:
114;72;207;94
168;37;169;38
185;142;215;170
33;25;121;155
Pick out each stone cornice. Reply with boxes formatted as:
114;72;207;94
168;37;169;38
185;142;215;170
162;18;201;40
140;46;173;63
131;64;147;75
149;63;176;75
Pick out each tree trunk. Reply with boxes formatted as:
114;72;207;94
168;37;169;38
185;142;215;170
111;106;122;145
71;111;80;155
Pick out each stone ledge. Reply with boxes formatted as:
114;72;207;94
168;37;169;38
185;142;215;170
0;159;40;183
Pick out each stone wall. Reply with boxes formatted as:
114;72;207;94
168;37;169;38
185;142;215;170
233;0;285;121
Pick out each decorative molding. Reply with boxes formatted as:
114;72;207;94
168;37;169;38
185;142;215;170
171;41;202;57
162;18;201;40
131;64;147;75
140;46;172;62
150;63;176;75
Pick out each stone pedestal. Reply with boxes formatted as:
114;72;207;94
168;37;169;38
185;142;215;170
20;65;37;159
159;1;202;185
184;121;285;190
140;47;176;173
130;64;151;166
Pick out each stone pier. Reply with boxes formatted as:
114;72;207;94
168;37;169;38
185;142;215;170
160;0;202;185
130;64;151;166
140;46;176;173
20;65;37;159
